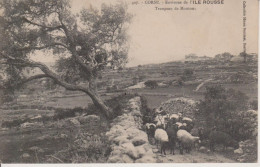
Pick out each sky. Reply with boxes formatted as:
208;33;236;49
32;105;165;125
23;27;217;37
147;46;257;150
33;0;259;67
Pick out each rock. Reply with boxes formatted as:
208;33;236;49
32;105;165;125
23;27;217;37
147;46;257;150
107;97;156;163
125;127;141;140
30;115;42;120
107;155;124;163
132;110;142;117
237;158;245;162
37;134;52;141
68;118;80;126
135;146;146;158
78;115;100;124
234;148;243;154
60;133;68;139
121;142;138;159
21;153;30;159
29;146;41;152
131;132;148;146
199;146;207;153
110;148;123;156
20;122;43;129
113;135;129;145
135;155;156;163
121;154;134;163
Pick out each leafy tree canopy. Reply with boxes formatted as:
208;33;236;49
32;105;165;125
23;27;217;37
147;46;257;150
0;0;132;118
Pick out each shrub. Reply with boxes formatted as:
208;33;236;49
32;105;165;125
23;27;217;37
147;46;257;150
249;100;258;110
196;85;251;141
144;80;158;89
53;107;87;120
105;93;136;119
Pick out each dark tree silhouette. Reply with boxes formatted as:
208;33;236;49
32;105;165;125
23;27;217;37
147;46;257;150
0;0;132;118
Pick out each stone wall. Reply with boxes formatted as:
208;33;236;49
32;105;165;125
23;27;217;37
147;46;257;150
106;96;157;163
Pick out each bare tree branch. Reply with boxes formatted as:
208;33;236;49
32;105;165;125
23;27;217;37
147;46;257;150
14;42;68;51
16;74;49;87
22;17;63;30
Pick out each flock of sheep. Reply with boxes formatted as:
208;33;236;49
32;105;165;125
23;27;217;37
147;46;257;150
145;109;239;155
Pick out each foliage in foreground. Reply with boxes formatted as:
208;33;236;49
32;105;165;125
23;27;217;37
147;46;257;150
196;85;257;141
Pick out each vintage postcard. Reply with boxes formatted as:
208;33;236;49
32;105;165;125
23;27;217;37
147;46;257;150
0;0;258;164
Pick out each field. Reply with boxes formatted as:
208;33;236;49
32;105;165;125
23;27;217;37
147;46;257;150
0;59;258;163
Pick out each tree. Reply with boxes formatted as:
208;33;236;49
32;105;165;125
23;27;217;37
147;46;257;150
0;0;132;118
182;68;193;81
196;85;249;139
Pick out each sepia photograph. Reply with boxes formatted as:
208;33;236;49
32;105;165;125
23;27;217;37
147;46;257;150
0;0;258;164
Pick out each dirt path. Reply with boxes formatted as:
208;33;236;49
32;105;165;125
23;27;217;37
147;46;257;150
151;145;236;163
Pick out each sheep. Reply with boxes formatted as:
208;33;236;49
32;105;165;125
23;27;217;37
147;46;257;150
182;117;194;132
177;129;200;154
175;122;183;128
209;131;239;152
165;122;179;155
182;117;192;122
170;114;179;123
154;128;169;155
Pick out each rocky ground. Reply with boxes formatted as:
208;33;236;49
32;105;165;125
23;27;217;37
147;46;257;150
152;146;236;163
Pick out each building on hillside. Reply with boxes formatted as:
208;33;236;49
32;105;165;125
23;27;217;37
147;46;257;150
185;55;212;62
214;53;234;62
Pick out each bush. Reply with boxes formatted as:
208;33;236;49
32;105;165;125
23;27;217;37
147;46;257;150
249;100;258;110
196;85;250;141
183;68;193;77
144;80;158;89
105;93;136;119
53;107;87;120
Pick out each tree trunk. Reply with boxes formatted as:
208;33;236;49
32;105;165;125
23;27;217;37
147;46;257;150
87;78;113;119
27;62;114;119
86;89;113;119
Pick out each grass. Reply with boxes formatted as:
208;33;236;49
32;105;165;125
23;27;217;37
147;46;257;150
0;60;257;163
0;92;139;163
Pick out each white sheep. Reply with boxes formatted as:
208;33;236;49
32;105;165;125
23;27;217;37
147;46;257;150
170;114;179;120
176;122;183;128
177;129;200;154
154;128;169;155
183;117;192;122
145;123;156;128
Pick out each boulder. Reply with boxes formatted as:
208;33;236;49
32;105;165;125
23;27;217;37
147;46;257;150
21;153;30;159
68;118;80;126
29;146;44;153
121;154;134;163
20;122;43;129
121;142;138;159
135;155;156;163
113;135;129;145
234;148;243;154
131;132;148;146
199;146;207;153
135;146;146;158
78;115;100;124
107;155;125;163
